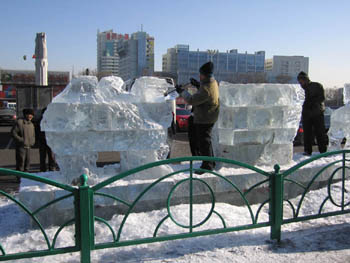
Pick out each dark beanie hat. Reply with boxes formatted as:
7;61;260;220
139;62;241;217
23;108;35;116
297;71;309;80
199;62;214;76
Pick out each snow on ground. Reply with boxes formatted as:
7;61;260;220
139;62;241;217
1;179;350;262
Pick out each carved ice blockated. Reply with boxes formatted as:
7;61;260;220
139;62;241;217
213;83;304;166
41;76;174;184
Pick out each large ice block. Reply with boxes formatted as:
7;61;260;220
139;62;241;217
328;105;350;150
219;83;303;107
132;77;171;103
343;83;350;105
213;83;304;166
42;76;175;184
328;85;350;150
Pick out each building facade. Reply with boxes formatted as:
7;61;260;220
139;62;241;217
97;29;129;76
0;69;70;107
162;45;265;84
116;31;154;81
265;55;309;83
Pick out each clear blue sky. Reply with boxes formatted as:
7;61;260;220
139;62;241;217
1;0;349;87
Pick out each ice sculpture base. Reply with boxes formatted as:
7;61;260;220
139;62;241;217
18;154;343;227
215;143;293;166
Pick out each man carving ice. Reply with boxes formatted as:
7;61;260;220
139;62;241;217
176;62;220;173
297;71;327;156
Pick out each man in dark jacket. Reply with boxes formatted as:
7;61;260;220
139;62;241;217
176;62;220;173
11;108;36;172
36;107;57;172
297;71;327;156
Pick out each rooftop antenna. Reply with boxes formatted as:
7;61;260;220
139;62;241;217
141;24;143;32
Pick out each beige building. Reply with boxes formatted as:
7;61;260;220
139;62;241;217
265;55;309;83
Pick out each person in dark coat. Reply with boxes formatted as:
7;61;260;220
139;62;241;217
176;62;220;173
11;108;36;172
37;107;57;172
297;71;327;156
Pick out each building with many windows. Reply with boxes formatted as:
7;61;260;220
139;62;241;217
116;31;154;81
265;55;309;83
97;29;129;76
162;45;265;84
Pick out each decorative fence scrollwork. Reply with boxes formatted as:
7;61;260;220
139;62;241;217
0;150;349;262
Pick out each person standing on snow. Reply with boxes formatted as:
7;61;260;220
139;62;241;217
176;61;220;173
11;108;36;173
297;71;327;156
36;107;58;172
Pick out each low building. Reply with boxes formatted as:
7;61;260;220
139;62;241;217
162;45;265;84
0;69;70;107
265;55;309;83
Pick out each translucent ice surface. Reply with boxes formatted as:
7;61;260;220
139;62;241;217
213;83;304;166
132;77;172;103
328;85;350;150
343;83;350;105
328;104;350;150
42;76;174;184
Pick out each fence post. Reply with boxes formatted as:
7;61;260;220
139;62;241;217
78;174;94;263
269;164;284;241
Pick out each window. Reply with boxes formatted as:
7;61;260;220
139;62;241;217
176;109;191;115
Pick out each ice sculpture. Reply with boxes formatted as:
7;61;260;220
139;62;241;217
328;83;350;150
213;82;304;166
343;83;350;105
41;76;175;184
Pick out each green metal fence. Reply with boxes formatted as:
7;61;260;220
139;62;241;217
0;150;349;262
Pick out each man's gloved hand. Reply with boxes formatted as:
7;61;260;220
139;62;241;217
190;78;200;88
175;84;184;94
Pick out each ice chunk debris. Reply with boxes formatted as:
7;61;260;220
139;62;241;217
42;76;175;184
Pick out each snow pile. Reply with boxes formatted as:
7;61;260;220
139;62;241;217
213;83;304;166
1;181;350;262
41;76;175;184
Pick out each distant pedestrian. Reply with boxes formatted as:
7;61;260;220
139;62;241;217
36;107;57;172
11;108;36;173
297;71;327;156
176;62;220;173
